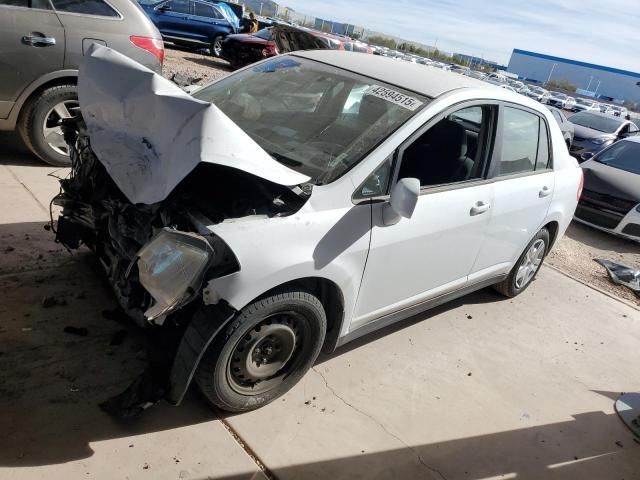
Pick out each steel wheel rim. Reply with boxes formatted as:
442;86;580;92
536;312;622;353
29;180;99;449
515;239;546;289
227;312;306;395
213;37;222;56
42;100;79;156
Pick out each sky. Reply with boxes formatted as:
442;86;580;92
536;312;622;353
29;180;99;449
280;0;640;71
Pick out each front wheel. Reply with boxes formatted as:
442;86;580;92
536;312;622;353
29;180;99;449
195;289;327;412
494;228;549;298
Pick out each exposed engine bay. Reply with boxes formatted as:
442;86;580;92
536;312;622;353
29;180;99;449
54;119;309;327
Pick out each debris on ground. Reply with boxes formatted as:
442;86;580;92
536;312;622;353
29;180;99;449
594;259;640;295
42;296;67;308
169;72;202;87
102;308;130;325
4;246;15;253
99;368;166;419
110;329;128;346
64;326;89;337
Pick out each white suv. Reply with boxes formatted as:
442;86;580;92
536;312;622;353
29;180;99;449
55;47;583;412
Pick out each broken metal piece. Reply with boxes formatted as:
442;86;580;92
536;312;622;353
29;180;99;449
615;393;640;439
594;259;640;295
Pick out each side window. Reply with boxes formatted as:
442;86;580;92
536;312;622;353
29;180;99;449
498;107;539;176
169;0;191;14
1;0;51;7
355;157;393;199
397;105;494;187
51;0;119;16
536;120;550;170
629;123;639;134
619;123;630;135
194;1;222;18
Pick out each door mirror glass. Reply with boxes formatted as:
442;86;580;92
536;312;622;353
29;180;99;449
384;178;420;225
580;152;595;162
158;4;171;12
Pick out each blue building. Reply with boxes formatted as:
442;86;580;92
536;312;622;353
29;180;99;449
507;49;640;102
314;18;356;36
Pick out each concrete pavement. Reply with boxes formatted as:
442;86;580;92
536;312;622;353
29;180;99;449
1;140;639;480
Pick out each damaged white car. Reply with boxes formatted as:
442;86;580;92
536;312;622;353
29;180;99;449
54;45;582;412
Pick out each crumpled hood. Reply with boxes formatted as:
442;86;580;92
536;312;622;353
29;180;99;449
78;45;309;205
581;159;640;203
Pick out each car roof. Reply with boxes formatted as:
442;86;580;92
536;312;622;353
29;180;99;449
291;50;488;98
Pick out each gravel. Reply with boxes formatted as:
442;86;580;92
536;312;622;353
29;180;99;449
162;45;232;85
548;222;640;305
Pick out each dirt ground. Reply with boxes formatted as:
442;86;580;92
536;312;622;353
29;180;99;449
549;222;640;305
162;45;233;84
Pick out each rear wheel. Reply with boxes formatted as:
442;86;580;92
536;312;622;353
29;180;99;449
19;84;79;167
195;289;326;412
494;228;549;298
211;35;224;57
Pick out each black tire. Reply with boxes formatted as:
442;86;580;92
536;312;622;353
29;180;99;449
494;228;550;298
195;289;326;412
211;35;224;57
19;84;78;167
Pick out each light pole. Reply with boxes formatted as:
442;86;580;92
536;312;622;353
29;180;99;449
546;63;557;85
595;80;601;96
586;76;594;91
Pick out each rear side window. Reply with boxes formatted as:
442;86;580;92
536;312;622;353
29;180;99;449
51;0;119;17
168;0;191;14
498;107;550;176
194;1;222;18
0;0;51;7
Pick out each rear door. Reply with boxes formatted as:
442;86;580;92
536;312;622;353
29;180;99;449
155;0;194;39
0;1;64;119
191;1;227;41
471;105;555;277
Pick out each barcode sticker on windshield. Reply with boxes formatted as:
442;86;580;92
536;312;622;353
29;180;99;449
366;86;423;111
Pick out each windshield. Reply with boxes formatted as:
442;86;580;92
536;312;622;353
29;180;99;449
569;112;623;133
595;141;640;174
576;99;592;105
193;56;429;184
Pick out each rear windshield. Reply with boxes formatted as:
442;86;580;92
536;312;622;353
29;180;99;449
194;56;429;185
595;141;640;175
570;112;623;133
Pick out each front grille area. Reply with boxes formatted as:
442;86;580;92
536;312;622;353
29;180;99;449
575;189;636;229
622;223;640;238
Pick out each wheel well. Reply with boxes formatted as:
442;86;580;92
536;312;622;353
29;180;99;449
256;277;345;353
18;77;78;122
544;221;560;252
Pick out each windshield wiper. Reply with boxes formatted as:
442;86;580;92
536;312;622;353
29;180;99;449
266;150;303;167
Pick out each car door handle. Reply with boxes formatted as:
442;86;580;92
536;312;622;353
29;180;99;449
470;201;490;216
22;34;56;47
539;186;552;198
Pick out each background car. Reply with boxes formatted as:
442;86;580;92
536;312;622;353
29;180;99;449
547;92;576;110
573;98;600;112
575;137;640;242
219;25;331;68
568;111;639;160
547;106;574;148
0;0;163;166
139;0;240;56
526;86;550;103
599;104;615;115
611;105;628;118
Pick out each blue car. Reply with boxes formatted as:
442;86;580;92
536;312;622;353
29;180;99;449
139;0;240;56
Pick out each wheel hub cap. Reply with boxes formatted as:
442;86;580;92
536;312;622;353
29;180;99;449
515;239;546;289
42;100;80;156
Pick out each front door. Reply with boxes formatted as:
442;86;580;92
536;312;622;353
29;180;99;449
352;103;499;328
0;2;64;118
156;0;194;39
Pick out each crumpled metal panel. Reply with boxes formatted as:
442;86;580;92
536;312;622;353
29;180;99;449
78;45;309;205
594;258;640;294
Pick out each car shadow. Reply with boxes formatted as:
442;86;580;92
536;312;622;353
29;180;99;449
0;132;43;168
209;409;640;479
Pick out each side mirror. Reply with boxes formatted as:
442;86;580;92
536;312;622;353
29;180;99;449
158;4;171;12
580;152;595;162
383;178;420;226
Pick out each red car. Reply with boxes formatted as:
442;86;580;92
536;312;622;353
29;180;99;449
220;24;359;68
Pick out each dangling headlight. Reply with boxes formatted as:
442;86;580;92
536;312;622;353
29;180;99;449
137;229;214;321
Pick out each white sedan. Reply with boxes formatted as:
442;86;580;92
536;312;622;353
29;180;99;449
56;47;583;412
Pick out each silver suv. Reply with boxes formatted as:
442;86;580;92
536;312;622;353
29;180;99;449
0;0;164;166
